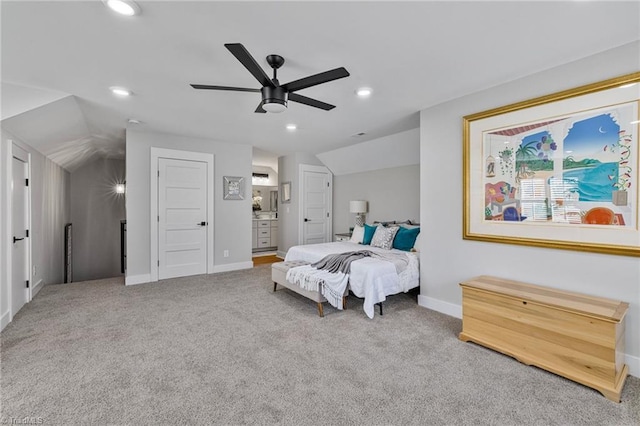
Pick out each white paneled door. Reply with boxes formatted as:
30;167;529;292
301;167;332;245
11;155;29;316
158;158;208;280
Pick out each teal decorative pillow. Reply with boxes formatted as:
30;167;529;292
393;226;420;251
363;223;378;245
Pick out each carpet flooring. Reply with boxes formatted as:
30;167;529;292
1;265;638;425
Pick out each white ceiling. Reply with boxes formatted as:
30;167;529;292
2;1;639;171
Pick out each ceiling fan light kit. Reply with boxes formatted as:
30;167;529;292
191;43;350;113
261;86;288;113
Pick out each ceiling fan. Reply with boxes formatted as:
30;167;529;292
191;43;350;113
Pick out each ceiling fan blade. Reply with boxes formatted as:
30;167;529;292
255;102;266;113
282;67;350;93
288;93;336;111
224;43;275;88
190;84;260;93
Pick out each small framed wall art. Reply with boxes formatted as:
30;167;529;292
223;176;245;200
281;181;291;203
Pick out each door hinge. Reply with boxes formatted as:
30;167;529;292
158;170;160;177
327;212;329;217
26;280;29;288
25;229;29;237
157;260;160;266
157;215;159;222
327;182;330;187
25;178;29;186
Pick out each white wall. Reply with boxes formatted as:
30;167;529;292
333;165;420;233
125;130;253;283
70;158;125;282
419;41;640;376
277;152;324;257
317;128;419;176
1;130;70;330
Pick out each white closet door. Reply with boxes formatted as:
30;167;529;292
302;169;330;245
158;158;208;279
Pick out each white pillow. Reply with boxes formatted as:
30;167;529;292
350;225;364;244
370;226;399;250
412;233;421;251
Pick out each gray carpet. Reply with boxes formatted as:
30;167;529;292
1;265;638;425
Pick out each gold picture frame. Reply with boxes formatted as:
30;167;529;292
463;72;640;257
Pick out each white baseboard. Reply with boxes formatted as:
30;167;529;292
418;294;462;319
212;261;253;273
125;274;151;286
277;250;287;259
626;354;639;378
0;310;10;331
418;295;639;379
32;279;44;297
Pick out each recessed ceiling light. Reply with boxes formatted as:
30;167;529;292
356;87;372;97
286;124;297;131
103;0;141;16
110;86;132;97
619;82;637;89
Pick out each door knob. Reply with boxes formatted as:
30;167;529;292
197;221;207;226
13;236;24;243
304;218;309;222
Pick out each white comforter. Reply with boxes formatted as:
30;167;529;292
284;242;419;318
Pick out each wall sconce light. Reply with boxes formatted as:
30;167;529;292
115;183;126;194
350;200;368;227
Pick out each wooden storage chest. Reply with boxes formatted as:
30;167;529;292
459;275;629;402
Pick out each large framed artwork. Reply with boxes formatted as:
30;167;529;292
463;72;640;257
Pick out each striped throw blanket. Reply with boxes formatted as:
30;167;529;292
286;251;375;310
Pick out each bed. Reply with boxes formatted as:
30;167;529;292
284;241;419;318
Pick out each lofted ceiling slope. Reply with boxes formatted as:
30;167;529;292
1;1;639;172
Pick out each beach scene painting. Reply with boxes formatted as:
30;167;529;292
483;102;637;228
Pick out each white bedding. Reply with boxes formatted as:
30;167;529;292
284;242;419;318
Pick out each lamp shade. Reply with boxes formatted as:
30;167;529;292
349;200;367;214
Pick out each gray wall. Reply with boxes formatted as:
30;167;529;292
1;130;70;329
70;158;125;282
333;165;420;233
277;152;324;257
125;130;252;282
419;41;640;375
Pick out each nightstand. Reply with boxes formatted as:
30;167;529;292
334;233;351;242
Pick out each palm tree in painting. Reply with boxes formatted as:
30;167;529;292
515;140;538;183
516;140;538;161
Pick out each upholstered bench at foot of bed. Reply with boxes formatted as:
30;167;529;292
271;261;346;317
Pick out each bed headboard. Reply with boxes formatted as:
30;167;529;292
372;219;420;226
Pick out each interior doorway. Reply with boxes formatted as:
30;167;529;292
11;144;31;318
157;157;208;279
150;148;214;282
299;164;332;245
